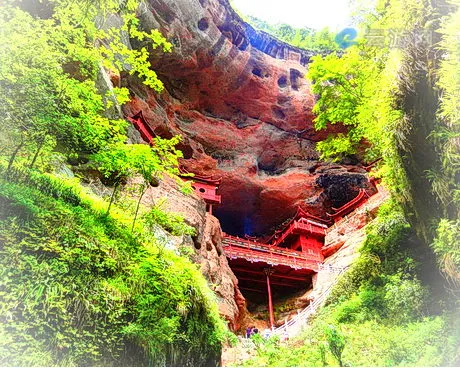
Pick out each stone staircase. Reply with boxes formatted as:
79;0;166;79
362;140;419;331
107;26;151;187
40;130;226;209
271;185;390;339
272;265;347;338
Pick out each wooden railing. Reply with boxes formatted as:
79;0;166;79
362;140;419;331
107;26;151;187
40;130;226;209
222;235;320;271
274;220;326;247
272;266;348;338
327;189;369;221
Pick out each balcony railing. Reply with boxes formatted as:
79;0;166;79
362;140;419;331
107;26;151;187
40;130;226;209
222;235;320;271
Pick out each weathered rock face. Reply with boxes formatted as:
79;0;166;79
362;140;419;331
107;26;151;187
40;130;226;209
134;175;247;330
113;0;380;334
120;0;372;237
193;214;248;331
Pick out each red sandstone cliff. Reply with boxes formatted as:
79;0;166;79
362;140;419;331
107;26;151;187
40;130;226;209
114;0;376;330
120;0;374;237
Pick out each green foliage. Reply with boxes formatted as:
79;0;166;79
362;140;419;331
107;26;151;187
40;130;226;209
326;253;381;305
244;15;339;51
93;137;183;185
52;0;172;91
426;1;460;290
143;199;196;237
339;316;459;367
324;325;345;366
245;310;459;367
0;170;226;366
328;201;429;321
92;137;184;227
0;0;172;172
383;273;428;323
432;219;460;286
333;293;366;323
307;45;404;166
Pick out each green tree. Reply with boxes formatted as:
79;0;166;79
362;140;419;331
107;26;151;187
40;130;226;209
307;46;381;160
244;15;338;51
93;136;183;228
324;325;346;367
0;5;125;170
0;0;172;172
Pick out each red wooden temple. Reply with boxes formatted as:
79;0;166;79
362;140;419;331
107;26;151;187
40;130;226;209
327;188;370;221
190;175;221;214
128;111;155;144
179;168;222;214
127;113;377;328
126;113;223;214
222;207;330;327
222;189;376;327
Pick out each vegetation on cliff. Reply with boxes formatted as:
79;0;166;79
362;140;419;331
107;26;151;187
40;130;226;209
0;166;226;366
244;201;459;366
244;0;459;366
1;0;458;366
306;0;459;290
0;0;228;365
242;15;339;52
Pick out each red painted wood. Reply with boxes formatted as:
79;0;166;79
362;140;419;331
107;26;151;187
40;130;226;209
327;188;369;221
191;182;221;204
364;157;382;171
266;271;275;328
238;276;298;288
222;236;320;271
231;267;308;281
128;111;155;144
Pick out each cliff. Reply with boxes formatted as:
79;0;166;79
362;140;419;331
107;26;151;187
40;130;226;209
111;0;378;331
120;0;374;238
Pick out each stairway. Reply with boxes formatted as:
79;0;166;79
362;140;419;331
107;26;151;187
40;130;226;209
271;265;347;339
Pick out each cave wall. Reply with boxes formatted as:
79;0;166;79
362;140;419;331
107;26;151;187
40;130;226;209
119;0;374;237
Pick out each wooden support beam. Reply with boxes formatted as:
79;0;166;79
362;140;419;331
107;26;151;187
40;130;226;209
240;287;265;294
293;242;302;251
231;268;308;282
265;268;275;329
237;276;300;288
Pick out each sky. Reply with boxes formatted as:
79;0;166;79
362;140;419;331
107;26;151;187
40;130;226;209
231;0;353;30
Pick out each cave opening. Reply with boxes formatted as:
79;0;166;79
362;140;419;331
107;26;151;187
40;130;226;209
212;189;331;327
252;67;263;78
230;259;315;324
198;17;209;31
208;171;375;327
289;68;303;91
277;75;288;88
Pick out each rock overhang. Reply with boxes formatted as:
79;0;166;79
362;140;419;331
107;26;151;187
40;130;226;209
122;0;374;236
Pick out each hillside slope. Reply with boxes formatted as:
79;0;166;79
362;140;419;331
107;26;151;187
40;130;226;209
0;167;226;366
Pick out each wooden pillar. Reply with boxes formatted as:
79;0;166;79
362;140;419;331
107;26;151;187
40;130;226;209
264;268;275;328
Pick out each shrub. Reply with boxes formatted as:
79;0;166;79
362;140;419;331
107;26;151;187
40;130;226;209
0;175;225;366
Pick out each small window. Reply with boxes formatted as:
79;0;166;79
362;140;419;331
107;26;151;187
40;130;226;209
277;75;288;88
198;18;209;31
199;188;206;193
